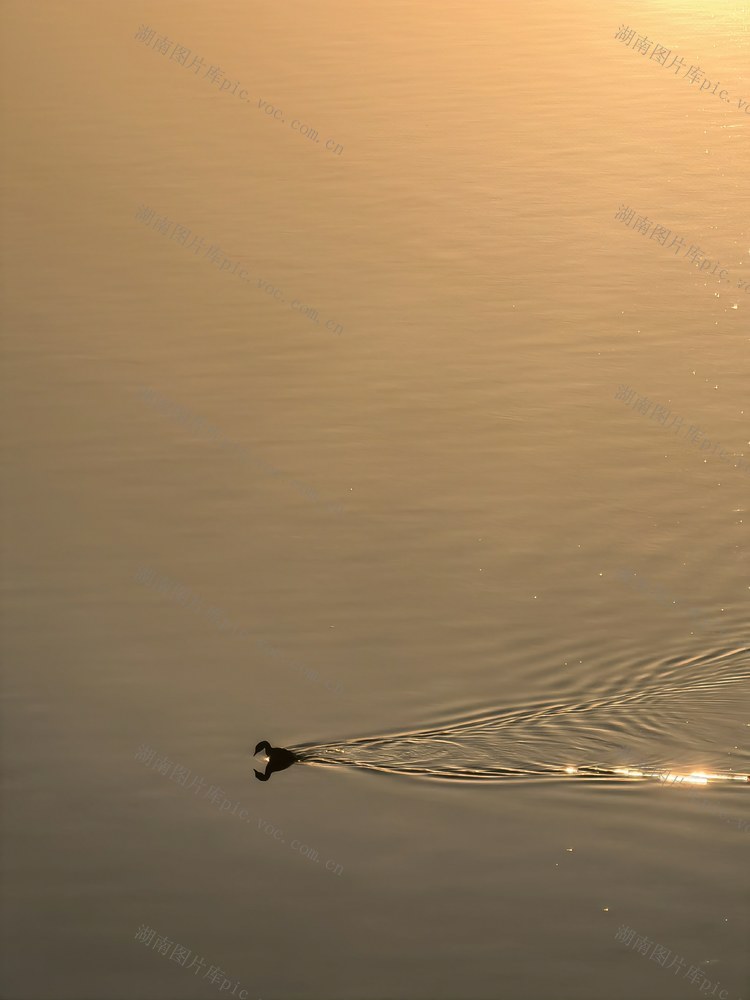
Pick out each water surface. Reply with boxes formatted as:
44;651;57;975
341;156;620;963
1;1;748;998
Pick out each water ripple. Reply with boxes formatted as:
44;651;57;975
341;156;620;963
293;646;750;784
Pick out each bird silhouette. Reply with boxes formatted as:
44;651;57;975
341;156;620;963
253;741;299;781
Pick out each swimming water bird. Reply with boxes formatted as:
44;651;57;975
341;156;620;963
253;741;299;781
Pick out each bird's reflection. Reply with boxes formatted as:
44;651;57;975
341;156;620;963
253;741;299;781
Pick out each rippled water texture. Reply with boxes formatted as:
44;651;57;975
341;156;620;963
2;1;749;999
298;647;750;782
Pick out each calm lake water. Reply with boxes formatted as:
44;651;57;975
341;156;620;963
2;2;748;998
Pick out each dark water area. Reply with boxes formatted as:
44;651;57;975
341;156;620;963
2;1;749;999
